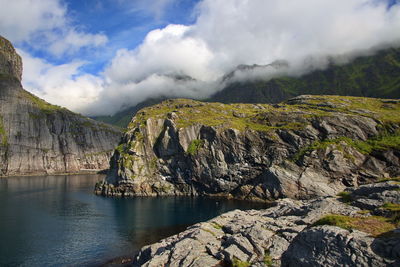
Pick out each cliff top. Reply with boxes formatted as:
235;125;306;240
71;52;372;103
129;95;400;132
0;36;22;81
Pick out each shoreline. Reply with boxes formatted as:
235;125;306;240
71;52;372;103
0;169;108;179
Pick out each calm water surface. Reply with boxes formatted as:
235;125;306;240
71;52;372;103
0;174;267;266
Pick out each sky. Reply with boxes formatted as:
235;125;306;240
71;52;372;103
0;0;400;116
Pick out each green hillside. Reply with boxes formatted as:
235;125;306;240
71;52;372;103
92;98;165;129
211;47;400;103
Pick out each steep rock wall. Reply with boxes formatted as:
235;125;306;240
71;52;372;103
96;96;400;200
0;36;122;176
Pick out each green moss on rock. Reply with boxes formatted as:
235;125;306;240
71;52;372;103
187;139;204;155
129;96;400;134
0;115;7;146
313;214;396;236
20;90;65;114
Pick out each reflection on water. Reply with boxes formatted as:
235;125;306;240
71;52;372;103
0;175;267;266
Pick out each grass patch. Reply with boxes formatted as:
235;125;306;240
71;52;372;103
352;133;400;154
129;99;313;133
127;96;400;136
211;222;223;230
293;131;400;162
0;115;8;146
202;228;217;237
232;257;250;267
382;203;400;212
21;90;65;114
292;137;353;162
357;210;371;215
263;251;273;267
313;214;396;236
381;203;400;226
186;139;204;155
377;177;400;183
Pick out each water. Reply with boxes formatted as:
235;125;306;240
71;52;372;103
0;175;267;266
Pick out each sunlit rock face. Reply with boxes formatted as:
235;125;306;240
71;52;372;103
0;35;122;176
96;96;400;201
131;181;400;266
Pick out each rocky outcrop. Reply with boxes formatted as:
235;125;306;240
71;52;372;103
0;35;122;176
0;37;22;81
96;96;400;200
131;181;400;266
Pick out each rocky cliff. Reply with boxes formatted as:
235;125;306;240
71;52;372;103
0;36;122;176
96;96;400;200
131;180;400;266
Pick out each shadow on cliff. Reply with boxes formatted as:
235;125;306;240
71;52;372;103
371;228;400;266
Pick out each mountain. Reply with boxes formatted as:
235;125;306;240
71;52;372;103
211;47;400;103
93;47;400;128
95;96;400;200
0;36;122;176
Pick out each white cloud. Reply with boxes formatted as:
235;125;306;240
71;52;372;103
105;24;217;83
0;0;108;56
0;0;65;42
19;50;103;113
11;0;400;116
192;0;400;72
88;0;400;115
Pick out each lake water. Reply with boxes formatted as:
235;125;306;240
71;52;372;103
0;174;267;266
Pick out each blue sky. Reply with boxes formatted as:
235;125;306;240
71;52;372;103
18;0;200;74
0;0;399;116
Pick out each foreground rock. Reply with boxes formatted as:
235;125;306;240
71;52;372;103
132;182;400;266
96;95;400;200
0;36;122;176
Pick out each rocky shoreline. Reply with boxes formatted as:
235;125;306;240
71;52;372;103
126;180;399;266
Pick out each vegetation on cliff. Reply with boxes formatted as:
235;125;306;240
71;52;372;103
130;95;400;135
97;95;400;200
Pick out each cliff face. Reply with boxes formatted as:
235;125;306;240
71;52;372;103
96;96;400;200
0;36;122;176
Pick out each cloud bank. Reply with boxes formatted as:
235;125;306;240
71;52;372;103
15;0;400;115
0;0;108;57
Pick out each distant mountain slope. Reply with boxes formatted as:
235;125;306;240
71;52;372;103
211;47;400;103
94;47;400;128
92;98;165;129
0;36;122;176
